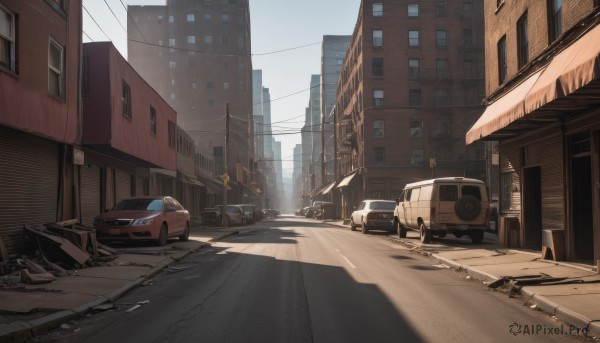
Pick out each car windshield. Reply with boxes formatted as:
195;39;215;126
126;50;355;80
113;199;164;211
369;201;395;210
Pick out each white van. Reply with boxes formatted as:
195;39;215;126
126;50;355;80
393;177;490;244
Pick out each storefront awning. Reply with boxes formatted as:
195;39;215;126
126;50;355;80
181;173;205;187
467;23;600;144
322;181;337;195
336;172;358;188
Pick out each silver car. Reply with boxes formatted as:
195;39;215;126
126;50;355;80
350;200;396;234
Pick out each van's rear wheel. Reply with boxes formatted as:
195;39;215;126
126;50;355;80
419;222;431;243
397;221;407;238
470;230;484;244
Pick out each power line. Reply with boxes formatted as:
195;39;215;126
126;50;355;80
82;30;94;42
252;41;322;56
103;0;127;32
83;4;111;41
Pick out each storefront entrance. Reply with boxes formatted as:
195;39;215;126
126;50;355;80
570;132;594;262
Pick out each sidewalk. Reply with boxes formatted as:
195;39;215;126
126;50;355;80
0;224;247;343
324;219;600;338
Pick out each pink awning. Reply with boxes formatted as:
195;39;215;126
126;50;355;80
467;23;600;144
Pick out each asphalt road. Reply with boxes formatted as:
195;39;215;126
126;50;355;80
33;217;585;343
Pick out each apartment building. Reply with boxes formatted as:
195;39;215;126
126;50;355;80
335;0;486;218
467;0;600;262
127;0;254;204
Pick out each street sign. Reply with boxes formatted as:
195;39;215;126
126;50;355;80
222;173;229;185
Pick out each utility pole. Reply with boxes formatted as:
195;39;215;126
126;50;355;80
222;102;230;227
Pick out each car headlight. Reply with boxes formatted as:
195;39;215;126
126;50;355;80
132;217;156;226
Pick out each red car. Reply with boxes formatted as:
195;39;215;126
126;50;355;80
94;196;190;246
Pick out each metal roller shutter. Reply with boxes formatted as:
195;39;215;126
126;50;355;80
536;136;564;229
0;127;59;255
115;169;132;202
136;176;147;196
80;164;101;227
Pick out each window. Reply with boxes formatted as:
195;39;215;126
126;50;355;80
224;82;230;90
187;14;195;22
374;148;385;165
168;38;175;46
439;185;458;201
207;81;213;89
168;120;176;149
168;15;174;23
373;120;384;138
435;1;447;16
373;30;383;48
436;119;451;137
409;120;423;138
409;89;421;106
436;59;449;80
436;30;447;48
157;16;163;24
435;89;450;106
497;36;507;84
187;35;195;44
409;30;419;47
372;57;383;77
408;58;420;79
372;3;383;16
373;90;384;108
548;0;562;42
122;81;131;119
463;28;473;48
150;106;157;135
0;5;15;71
463;2;472;17
204;35;213;44
517;12;529;68
221;14;230;23
408;4;419;17
48;39;64;98
169;61;176;69
411;149;424;165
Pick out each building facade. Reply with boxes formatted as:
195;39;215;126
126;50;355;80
127;0;254;204
334;0;487;219
467;0;600;262
82;42;177;226
0;0;82;254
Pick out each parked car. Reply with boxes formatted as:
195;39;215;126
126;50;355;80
238;204;257;224
303;206;314;218
94;196;190;246
218;205;248;226
394;177;490;244
201;208;222;226
350;200;396;234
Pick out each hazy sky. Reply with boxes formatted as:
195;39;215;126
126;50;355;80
82;0;361;174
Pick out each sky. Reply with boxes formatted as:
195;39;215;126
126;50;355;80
82;0;362;175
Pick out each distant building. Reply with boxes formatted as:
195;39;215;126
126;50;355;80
334;0;486;219
301;75;322;204
127;1;254;204
292;144;303;208
467;1;600;262
321;35;351;186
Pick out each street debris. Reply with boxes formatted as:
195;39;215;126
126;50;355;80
0;220;119;288
125;300;151;313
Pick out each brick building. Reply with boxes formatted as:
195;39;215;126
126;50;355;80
127;0;255;204
467;0;600;262
334;0;487;219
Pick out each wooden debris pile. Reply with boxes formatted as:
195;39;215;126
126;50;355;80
0;219;118;286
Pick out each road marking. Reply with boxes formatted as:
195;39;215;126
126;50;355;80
335;249;356;269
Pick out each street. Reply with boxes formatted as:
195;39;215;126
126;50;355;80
32;217;585;343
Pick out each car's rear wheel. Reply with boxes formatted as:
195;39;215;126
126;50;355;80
156;224;168;246
397;221;407;238
419;222;431;244
350;219;356;231
470;230;484;244
179;223;189;241
361;221;369;234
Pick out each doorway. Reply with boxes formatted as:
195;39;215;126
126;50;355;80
524;167;542;250
571;155;594;261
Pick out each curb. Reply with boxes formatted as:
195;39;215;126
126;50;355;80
589;321;600;337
